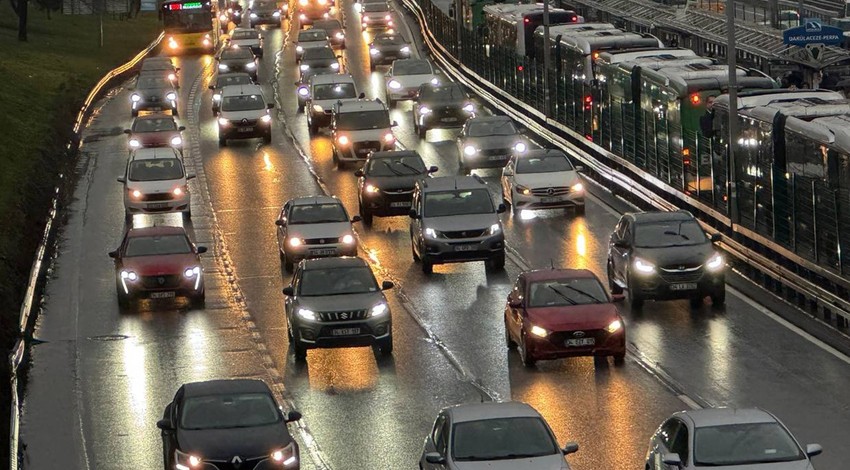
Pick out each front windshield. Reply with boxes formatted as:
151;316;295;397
231;30;259;40
363;3;388;11
374;35;403;45
180;393;280;430
528;278;607;307
634;220;708;248
694;423;804;466
394;60;431;75
137;76;170;89
366;156;426;176
221;49;254;61
313;83;357;100
420;84;464;101
336;110;390;130
253;1;276;11
128;158;184;181
468;119;518;137
452;417;558;461
163;10;212;34
125;234;191;257
424;189;493;217
221;94;265;112
132;118;176;133
289;203;348;224
300;266;379;296
516;154;573;173
313;20;341;31
299;30;328;42
216;74;253;88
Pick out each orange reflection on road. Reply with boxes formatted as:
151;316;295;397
306;348;379;393
262;151;275;172
564;219;590;270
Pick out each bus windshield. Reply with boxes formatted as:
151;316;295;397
162;3;213;34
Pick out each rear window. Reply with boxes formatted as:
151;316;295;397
299;30;328;41
216;74;253;88
132;118;177;133
394;60;432;75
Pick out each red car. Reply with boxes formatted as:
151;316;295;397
124;114;185;152
108;226;207;310
504;268;626;367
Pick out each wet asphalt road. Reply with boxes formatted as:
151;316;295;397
16;1;850;469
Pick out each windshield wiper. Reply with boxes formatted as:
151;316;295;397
396;160;423;175
381;160;404;176
553;283;604;304
662;222;690;241
488;453;548;460
547;285;578;305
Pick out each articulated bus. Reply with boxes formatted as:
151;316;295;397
532;23;618;65
482;3;583;57
162;0;219;54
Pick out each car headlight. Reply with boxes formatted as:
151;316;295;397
572;182;584;192
463;145;477;156
246;62;257;69
330;62;340;70
220;14;228;21
384;14;391;20
218;117;230;126
530;325;549;338
271;443;297;466
250;12;258;18
424;227;438;239
370;302;388;317
300;64;310;71
128;139;141;148
337;135;349;146
400;46;410;54
131;93;141;102
184;266;201;278
514;142;527;153
489;223;501;235
273;10;281;16
388;79;402;90
289;237;303;247
365;184;379;193
299;0;307;5
218;64;229;71
129;189;142;199
318;0;326;4
430;77;440;85
383;132;395;143
706;253;724;271
335;32;345;39
166;92;177;101
299;13;306;20
168;73;177;82
297;86;309;97
515;184;531;195
297;308;316;320
606;319;623;333
312;104;323;113
170;136;183;146
342;234;355;244
120;270;138;281
296;45;304;53
173;186;185;196
370;48;380;55
462;103;474;112
213;93;222;101
633;258;656;274
261;114;272;123
419;105;431;114
175;449;203;469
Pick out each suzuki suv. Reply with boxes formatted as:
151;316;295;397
409;175;506;273
331;99;397;168
118;147;194;220
303;74;360;134
217;84;275;146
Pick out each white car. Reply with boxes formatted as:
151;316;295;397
331;99;397;168
384;59;438;107
118;147;193;220
217;84;275;146
227;28;263;57
501;149;585;215
295;28;330;61
303;73;361;134
275;196;361;271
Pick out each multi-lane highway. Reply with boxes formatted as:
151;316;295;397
18;1;850;469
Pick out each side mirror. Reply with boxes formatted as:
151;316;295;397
123;129;132;135
336;55;343;59
294;81;300;86
282;286;295;296
285;411;302;423
408;209;419;219
208;84;215;89
508;298;522;308
575;165;585;172
358;92;366;99
428;165;438;173
117;177;126;183
187;173;197;180
662;453;682;468
381;280;394;290
351;215;362;223
267;103;275;109
497;203;507;214
156;418;174;431
197;246;208;254
710;233;722;242
178;126;186;131
354;169;364;177
614;240;630;249
175;67;181;72
611;293;625;302
275;219;284;226
424;452;446;465
391;120;399;127
562;442;579;455
447;5;455;18
805;443;823;458
108;250;118;259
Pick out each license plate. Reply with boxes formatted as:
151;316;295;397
357;149;372;154
541;197;563;203
147;202;169;209
487;155;506;161
454;244;477;252
441;117;458;122
238;127;254;132
150;291;176;299
310;248;337;256
670;283;698;291
389;201;411;207
565;338;595;347
332;327;360;336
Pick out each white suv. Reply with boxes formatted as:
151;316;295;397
331;99;397;168
217;84;275;147
303;74;361;135
118;147;194;220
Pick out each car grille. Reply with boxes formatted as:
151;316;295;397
202;455;265;470
442;228;487;239
658;265;705;283
531;186;571;197
234;118;258;127
380;188;414;196
140;275;181;289
353;141;381;156
147;96;160;102
141;193;175;202
480;148;509;157
303;237;340;245
549;328;607;344
318;309;369;322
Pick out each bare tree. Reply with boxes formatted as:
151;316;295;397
9;0;28;41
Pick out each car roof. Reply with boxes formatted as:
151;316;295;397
445;402;542;423
313;19;342;27
335;99;386;112
301;256;369;270
299;29;328;38
374;32;404;41
215;72;253;83
521;268;598;282
220;84;265;97
182;379;272;398
231;28;259;35
221;47;254;58
137;72;172;83
419;175;486;192
131;147;181;160
302;46;335;58
521;148;568;159
368;150;421;160
288;195;341;206
469;115;513;124
677;408;779;428
629;210;694;224
126;225;187;238
311;73;355;85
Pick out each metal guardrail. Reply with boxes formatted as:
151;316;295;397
399;0;850;323
8;32;163;470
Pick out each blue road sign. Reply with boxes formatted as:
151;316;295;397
783;19;843;46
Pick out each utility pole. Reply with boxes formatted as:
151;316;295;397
797;0;803;26
726;0;739;224
542;0;551;116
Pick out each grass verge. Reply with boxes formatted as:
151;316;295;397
0;5;160;464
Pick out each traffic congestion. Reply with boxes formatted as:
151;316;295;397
19;0;850;468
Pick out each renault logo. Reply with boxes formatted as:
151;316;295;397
241;118;248;124
573;331;586;337
231;455;243;466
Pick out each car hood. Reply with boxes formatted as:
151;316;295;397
299;40;327;49
176;423;292;460
231;38;260;47
122;253;199;276
136;86;175;96
364;174;423;190
389;74;436;88
462;134;521;150
221;58;254;67
421;98;464;108
363;11;390;18
684;461;813;470
340;128;388;140
126;178;185;195
423;213;498;232
452;454;566;470
132;130;180;145
374;44;405;53
513;171;580;188
313;97;358;109
632;243;716;267
526;303;619;331
219;109;267;121
287;221;352;239
297;291;385;312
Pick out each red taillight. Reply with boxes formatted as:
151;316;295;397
683;148;690;156
524;18;529;23
690;93;701;105
169;3;181;9
517;65;524;71
571;16;577;21
584;95;592;110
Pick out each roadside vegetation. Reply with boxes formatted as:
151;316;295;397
0;4;160;462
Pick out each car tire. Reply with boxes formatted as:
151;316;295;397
183;207;191;219
608;261;623;294
297;102;305;113
218;136;227;147
361;206;373;226
421;255;433;274
293;337;307;361
308;121;318;135
574;204;586;216
519;332;536;367
369;61;376;71
131;109;139;117
411;235;420;262
263;132;272;144
505;320;516;349
711;289;726;307
628;281;644;310
332;149;341;167
613;352;626;365
117;291;131;311
377;336;393;356
124;210;132;224
387;97;395;108
487;253;505;271
172;108;179;117
689;296;704;308
190;291;206;310
417;123;426;139
283;252;294;272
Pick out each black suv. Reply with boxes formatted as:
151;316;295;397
413;82;474;138
355;150;437;225
606;210;725;309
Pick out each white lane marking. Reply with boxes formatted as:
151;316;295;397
678;394;703;410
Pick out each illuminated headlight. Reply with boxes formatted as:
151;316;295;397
289;237;303;247
220;14;228;21
166;92;177;101
606;319;623;333
515;184;531;195
318;0;327;4
168;73;177;81
184;266;201;278
462;103;474;112
218;64;229;71
365;184;380;193
173;186;185;196
419;105;431;114
706;254;724;271
572;182;584;192
513;142;527;153
335;32;345;39
400;46;410;54
169;39;179;49
424;227;438;239
312;104;323;113
273;10;281;16
633;258;656;274
218;117;230;126
342;234;356;244
388;79;402;90
245;62;257;69
299;13;306;20
261;114;272;123
271;443;297;466
213;93;222;101
128;139;141;148
370;48;380;55
463;145;477;156
299;0;307;5
370;302;388;317
430;77;439;86
383;132;395;143
530;325;549;338
296;45;304;52
131;93;141;102
330;62;340;70
297;86;309;97
384;14;391;19
297;308;316;320
489;223;501;235
170;136;183;146
250;12;258;18
130;189;142;199
300;64;310;71
175;450;202;470
337;135;349;145
120;270;138;281
202;38;211;46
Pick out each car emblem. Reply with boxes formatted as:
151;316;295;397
157;277;165;285
547;188;555;196
573;331;586;337
241;118;248;124
231;455;243;466
678;265;686;270
340;312;349;319
320;239;326;244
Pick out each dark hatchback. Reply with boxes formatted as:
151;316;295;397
157;379;302;470
607;210;726;309
209;72;255;114
355;150;437;224
312;19;345;48
216;47;259;82
413;82;474;137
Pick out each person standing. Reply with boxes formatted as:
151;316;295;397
700;95;717;138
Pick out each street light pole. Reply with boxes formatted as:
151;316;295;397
726;0;739;224
542;0;551;116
